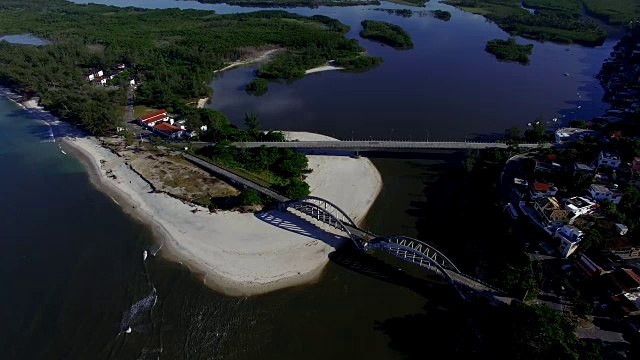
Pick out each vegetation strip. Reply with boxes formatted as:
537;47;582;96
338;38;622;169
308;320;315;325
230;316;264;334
359;20;414;49
485;37;534;64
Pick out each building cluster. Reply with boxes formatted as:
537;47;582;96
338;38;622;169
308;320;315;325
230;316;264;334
515;150;640;259
137;109;206;139
84;63;140;87
577;254;640;317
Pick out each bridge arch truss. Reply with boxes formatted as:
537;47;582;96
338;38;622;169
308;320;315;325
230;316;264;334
363;236;460;282
290;196;360;229
281;200;360;246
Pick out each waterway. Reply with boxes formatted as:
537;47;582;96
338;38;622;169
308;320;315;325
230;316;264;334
75;0;618;141
3;0;625;358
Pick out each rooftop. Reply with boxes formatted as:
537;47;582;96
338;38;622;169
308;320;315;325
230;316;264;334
600;151;620;160
566;196;595;209
533;182;550;192
606;237;637;250
154;122;181;133
574;162;594;171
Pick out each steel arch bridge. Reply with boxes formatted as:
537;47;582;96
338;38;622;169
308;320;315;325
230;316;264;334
282;197;461;282
280;196;511;304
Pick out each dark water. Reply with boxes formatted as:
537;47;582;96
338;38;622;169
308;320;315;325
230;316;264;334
0;97;465;359
0;34;50;45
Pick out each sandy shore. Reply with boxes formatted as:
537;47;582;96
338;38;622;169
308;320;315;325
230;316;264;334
197;97;208;108
305;61;345;75
14;97;382;295
213;49;281;74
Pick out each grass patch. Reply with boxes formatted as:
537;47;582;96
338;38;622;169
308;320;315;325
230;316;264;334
132;105;157;120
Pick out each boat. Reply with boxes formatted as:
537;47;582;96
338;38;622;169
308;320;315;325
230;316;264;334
552;118;558;122
125;327;132;334
143;250;147;261
564;72;570;76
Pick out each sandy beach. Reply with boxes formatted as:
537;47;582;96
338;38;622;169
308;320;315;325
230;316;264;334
15;97;382;296
196;97;208;108
213;48;282;74
305;62;345;75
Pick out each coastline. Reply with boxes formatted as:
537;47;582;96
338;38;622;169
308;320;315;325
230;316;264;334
213;48;282;74
10;93;383;296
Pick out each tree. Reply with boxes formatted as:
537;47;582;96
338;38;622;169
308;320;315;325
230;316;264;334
282;178;310;199
524;115;549;142
238;188;261;206
505;126;522;140
275;151;309;178
244;112;261;140
569;119;588;128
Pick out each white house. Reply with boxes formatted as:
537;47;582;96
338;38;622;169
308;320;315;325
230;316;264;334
138;109;169;128
564;196;597;218
597;151;621;168
94;77;107;86
589;183;623;204
530;182;558;199
85;73;95;81
554;225;584;258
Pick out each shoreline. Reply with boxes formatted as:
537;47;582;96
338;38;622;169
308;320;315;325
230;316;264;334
8;91;383;296
213;48;282;74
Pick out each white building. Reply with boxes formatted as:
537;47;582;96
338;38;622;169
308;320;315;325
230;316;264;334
554;225;583;258
138;109;169;128
589;184;623;204
597;151;621;168
564;196;597;218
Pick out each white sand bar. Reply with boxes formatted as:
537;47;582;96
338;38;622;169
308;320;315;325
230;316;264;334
16;97;383;295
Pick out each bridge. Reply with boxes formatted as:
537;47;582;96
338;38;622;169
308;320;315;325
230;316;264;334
183;153;514;305
228;140;549;151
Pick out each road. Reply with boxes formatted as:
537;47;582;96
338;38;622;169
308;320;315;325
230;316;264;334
228;140;548;151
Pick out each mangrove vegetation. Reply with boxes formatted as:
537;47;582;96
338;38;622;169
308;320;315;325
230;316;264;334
0;0;380;135
485;37;534;64
246;78;269;94
359;20;414;49
432;10;452;21
442;0;607;45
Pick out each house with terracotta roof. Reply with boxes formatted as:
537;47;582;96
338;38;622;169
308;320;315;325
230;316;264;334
153;122;184;139
534;197;573;228
138;109;169;128
603;269;640;295
93;77;107;86
530;182;558;200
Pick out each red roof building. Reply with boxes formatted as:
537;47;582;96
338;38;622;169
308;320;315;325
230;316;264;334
153;122;183;138
138;109;168;126
533;183;550;192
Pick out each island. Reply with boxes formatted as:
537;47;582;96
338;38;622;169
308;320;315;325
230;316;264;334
359;20;414;49
431;9;452;21
245;78;269;94
442;0;607;46
485;37;534;64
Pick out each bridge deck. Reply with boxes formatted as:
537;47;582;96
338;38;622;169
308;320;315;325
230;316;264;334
228;140;546;151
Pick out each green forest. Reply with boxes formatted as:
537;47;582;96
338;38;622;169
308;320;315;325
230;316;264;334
442;0;608;45
196;0;380;7
360;20;414;49
485;37;534;64
246;78;269;93
0;0;380;135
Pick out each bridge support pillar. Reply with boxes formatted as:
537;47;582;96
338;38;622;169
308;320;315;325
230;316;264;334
354;151;361;159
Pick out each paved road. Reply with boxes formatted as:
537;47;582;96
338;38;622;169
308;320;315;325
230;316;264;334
227;140;549;151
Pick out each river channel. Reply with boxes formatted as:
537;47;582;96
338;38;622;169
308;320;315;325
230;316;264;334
3;0;623;358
